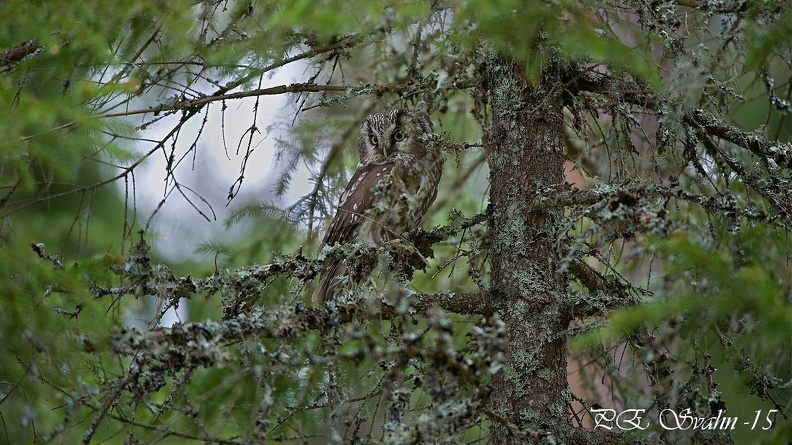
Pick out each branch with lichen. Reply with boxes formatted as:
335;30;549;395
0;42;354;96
684;108;792;169
85;208;490;320
565;67;792;196
531;177;789;317
110;292;494;371
543;182;783;228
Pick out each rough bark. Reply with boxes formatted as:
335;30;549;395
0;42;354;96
486;55;574;443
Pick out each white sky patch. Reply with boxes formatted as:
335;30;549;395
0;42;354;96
125;65;311;263
118;65;318;327
109;62;346;326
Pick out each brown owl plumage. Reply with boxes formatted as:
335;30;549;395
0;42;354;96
312;109;443;303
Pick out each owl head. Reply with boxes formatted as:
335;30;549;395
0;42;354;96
357;109;434;165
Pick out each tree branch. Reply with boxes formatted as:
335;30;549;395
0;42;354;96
97;83;403;118
568;260;643;318
565;67;792;174
562;68;658;110
0;40;40;71
413;209;488;248
112;290;494;371
410;290;494;316
542;182;781;226
684;108;792;169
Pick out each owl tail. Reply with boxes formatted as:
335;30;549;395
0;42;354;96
312;261;343;303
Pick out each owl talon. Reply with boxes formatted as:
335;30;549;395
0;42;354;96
388;238;429;270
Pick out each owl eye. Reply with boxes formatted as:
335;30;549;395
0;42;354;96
370;135;379;145
393;131;405;141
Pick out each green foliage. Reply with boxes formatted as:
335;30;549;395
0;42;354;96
573;228;792;444
592;229;791;350
450;0;660;83
224;200;289;229
0;240;121;442
745;2;792;69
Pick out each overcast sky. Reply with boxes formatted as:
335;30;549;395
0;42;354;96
128;65;311;262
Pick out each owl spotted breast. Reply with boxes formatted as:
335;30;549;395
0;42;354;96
312;109;443;303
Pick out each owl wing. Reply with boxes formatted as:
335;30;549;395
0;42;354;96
313;162;395;303
323;162;395;245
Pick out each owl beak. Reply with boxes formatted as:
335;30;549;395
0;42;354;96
382;146;388;157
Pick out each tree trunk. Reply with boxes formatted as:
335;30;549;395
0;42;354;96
486;55;572;443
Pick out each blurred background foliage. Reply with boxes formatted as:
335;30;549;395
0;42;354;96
1;0;790;444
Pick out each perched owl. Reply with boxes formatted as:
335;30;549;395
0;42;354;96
312;109;444;303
